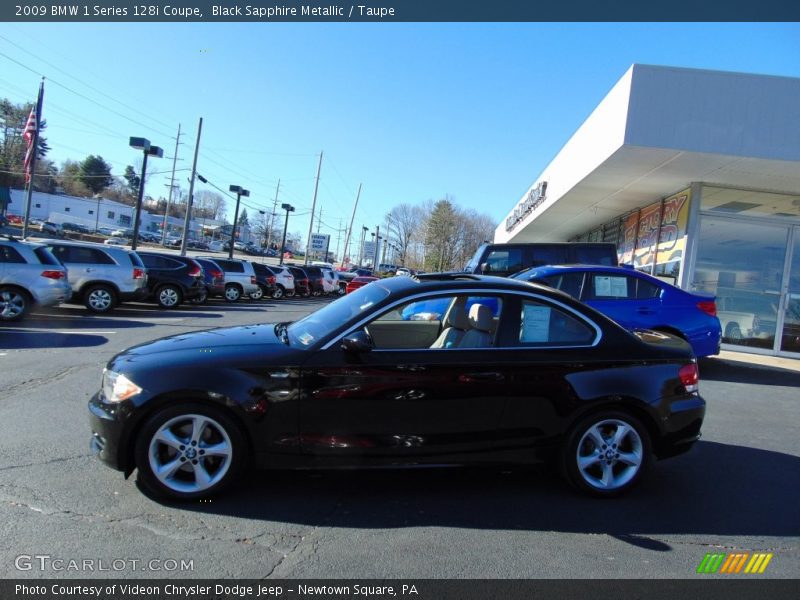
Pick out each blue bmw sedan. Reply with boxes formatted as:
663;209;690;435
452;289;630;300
512;265;722;358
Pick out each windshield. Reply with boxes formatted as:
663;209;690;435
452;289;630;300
287;281;392;347
463;244;487;273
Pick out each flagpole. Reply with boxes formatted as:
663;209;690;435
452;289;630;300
22;78;44;239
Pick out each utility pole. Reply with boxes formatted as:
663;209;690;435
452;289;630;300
334;218;342;264
373;225;380;271
161;123;181;246
265;178;280;252
179;117;202;256
304;151;323;266
342;183;361;268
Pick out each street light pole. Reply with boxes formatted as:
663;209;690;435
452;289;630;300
359;226;368;267
228;185;250;259
128;137;163;251
279;203;294;266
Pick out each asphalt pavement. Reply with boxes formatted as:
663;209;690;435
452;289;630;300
0;297;797;580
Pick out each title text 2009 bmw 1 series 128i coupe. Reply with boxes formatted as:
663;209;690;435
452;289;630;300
89;274;705;500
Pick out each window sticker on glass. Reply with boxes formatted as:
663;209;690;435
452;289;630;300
595;276;627;297
298;332;315;346
521;304;552;343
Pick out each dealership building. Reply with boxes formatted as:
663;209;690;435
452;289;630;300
497;64;800;357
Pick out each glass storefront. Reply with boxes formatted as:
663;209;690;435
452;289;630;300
692;187;800;356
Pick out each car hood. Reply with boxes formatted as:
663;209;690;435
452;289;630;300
117;323;287;358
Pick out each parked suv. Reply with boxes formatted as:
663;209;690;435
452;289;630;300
286;266;311;298
39;221;64;237
301;265;326;296
200;257;258;302
270;264;295;299
192;257;226;304
46;240;147;313
0;235;71;321
249;262;277;300
137;252;206;308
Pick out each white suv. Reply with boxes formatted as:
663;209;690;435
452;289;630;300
0;235;71;321
271;265;295;298
46;240;148;313
201;257;259;302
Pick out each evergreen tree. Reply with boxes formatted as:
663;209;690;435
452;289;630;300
79;155;113;195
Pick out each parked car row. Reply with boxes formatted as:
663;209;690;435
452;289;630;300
0;233;351;321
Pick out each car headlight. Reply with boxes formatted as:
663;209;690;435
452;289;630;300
102;369;142;403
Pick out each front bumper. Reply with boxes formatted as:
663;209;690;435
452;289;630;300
88;393;129;472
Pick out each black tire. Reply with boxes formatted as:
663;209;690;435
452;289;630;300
189;289;208;305
83;284;117;313
134;402;247;501
249;285;265;301
224;284;242;303
271;285;284;300
156;284;183;309
0;286;30;322
560;410;651;498
337;283;346;296
725;322;743;341
285;288;296;298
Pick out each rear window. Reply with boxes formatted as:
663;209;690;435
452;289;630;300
128;252;145;268
33;246;61;266
215;260;244;273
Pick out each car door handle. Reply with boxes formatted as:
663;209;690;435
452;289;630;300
459;372;505;383
636;307;654;314
85;268;93;272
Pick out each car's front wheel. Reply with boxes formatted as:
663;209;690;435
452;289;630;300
189;289;208;305
0;286;30;321
84;284;117;313
561;411;651;497
134;403;246;500
156;284;183;309
224;284;242;302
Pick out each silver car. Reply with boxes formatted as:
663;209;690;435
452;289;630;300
0;236;71;321
45;240;148;313
199;256;259;302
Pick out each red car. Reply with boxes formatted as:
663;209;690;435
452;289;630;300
346;275;379;294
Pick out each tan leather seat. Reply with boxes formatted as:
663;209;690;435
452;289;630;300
458;304;494;348
429;305;470;349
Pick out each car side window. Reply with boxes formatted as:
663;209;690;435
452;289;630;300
635;278;662;299
539;273;585;299
482;249;523;274
0;245;26;263
518;300;595;346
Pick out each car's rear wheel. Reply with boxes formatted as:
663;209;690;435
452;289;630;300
0;286;30;321
224;284;242;302
249;285;264;301
189;289;208;305
285;288;296;298
561;411;651;497
134;403;246;501
84;284;117;313
271;285;284;300
156;284;183;309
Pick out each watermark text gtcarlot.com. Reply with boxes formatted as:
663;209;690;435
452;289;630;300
15;554;194;572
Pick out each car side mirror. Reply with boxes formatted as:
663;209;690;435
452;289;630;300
341;330;373;353
480;262;490;274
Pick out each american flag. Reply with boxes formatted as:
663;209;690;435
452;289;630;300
22;107;37;184
23;80;44;186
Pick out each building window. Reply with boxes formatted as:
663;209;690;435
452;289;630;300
35;203;41;208
65;207;70;212
107;211;115;219
88;210;94;215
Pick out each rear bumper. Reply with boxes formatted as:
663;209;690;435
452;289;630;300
655;395;706;459
119;287;149;302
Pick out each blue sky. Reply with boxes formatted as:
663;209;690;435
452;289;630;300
1;22;799;245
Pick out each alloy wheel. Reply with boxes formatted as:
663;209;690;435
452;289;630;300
0;288;28;321
574;418;644;492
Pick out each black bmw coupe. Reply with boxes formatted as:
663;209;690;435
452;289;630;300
89;274;705;500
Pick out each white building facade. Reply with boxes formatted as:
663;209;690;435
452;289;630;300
498;65;800;358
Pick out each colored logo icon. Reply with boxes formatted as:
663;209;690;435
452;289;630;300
697;553;773;574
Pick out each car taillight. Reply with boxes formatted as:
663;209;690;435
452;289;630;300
678;363;699;394
41;270;65;280
696;300;717;317
267;276;276;285
212;270;223;279
133;267;145;279
187;263;203;277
